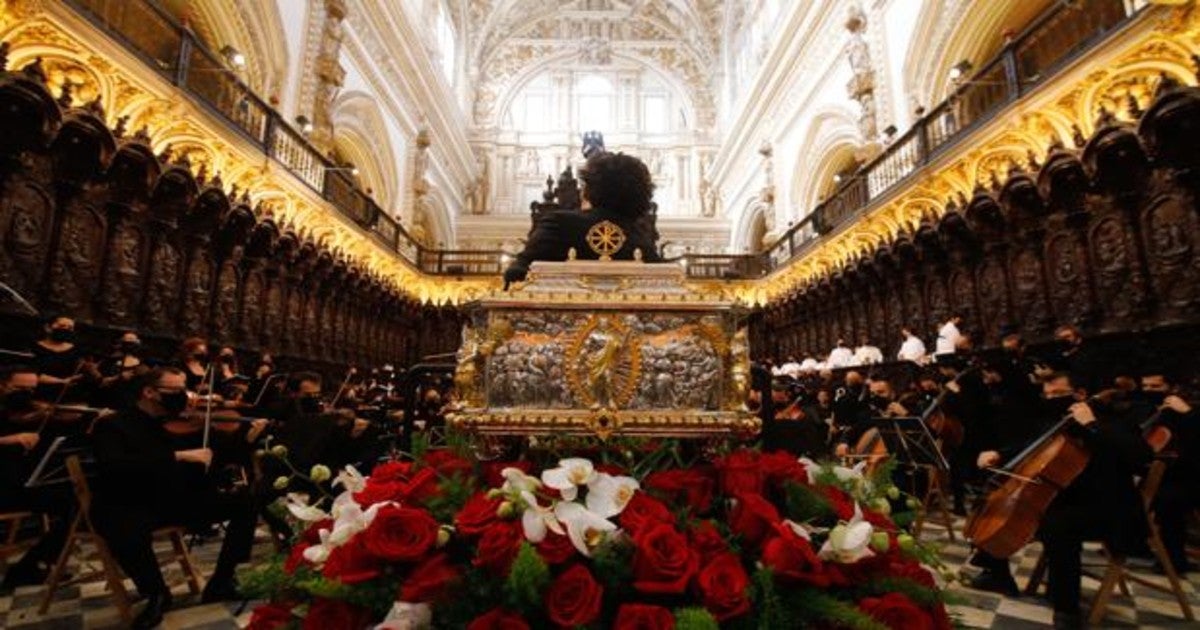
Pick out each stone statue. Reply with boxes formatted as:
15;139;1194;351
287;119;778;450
700;177;719;218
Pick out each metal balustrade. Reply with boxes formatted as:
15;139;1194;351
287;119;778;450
62;0;1141;280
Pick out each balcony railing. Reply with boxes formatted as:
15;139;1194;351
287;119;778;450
761;0;1142;270
63;0;1141;281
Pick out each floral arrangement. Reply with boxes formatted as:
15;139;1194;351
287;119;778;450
242;441;953;629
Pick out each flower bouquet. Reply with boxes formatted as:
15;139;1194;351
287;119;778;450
242;441;953;629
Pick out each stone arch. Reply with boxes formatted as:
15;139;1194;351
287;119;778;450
1078;54;1197;135
905;0;1055;107
733;198;770;254
791;105;864;221
332;91;400;212
969;145;1033;189
2;43;115;118
159;0;288;95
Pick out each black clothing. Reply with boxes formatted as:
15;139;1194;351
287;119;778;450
1149;406;1200;569
31;343;85;401
831;386;870;447
973;400;1152;613
91;407;255;596
763;403;826;458
504;208;661;283
0;408;72;576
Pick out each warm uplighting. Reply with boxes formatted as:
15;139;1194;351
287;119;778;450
295;115;314;134
220;45;246;69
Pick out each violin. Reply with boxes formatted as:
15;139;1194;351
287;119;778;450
964;393;1105;558
1141;405;1173;454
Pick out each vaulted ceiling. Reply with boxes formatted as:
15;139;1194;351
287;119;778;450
460;0;726;130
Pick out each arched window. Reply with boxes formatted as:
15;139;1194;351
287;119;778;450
575;74;614;131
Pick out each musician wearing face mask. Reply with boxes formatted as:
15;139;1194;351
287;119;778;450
0;366;73;592
91;367;258;628
969;372;1151;629
177;337;211;393
94;330;147;410
763;380;825;458
1137;371;1198;574
31;315;97;402
831;370;869;456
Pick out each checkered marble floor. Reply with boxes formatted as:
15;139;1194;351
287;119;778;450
2;519;1197;629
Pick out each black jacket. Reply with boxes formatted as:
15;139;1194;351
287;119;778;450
504;208;660;283
92;406;207;507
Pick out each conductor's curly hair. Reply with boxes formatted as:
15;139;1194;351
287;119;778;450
579;152;655;218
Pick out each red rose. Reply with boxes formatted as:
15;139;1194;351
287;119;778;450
466;608;530;630
697;552;751;622
544;563;603;627
858;592;936;630
688;520;730;564
888;559;936;589
247;601;295;630
613;603;675;630
717;449;763;496
423;449;473;479
631;522;698;594
370;461;415;483
355;467;440;506
762;524;831;587
644;468;714;513
596;462;628;476
474;520;523;574
400;552;460;602
536;531;577;565
456;492;503;536
284;542;310;574
302;598;374;630
481;460;531;488
760;451;808;487
322;537;381;584
362;505;439;562
822;486;856;521
618;492;674;537
729;492;781;547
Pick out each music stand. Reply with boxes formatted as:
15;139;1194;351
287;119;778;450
25;437;92;488
869;415;949;473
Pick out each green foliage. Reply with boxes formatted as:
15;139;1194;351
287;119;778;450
751;567;791;630
504;543;551;614
782;480;834;523
590;537;634;594
674;607;721;630
237;557;289;601
422;469;476;523
410;432;430;461
790;590;890;630
857;576;944;607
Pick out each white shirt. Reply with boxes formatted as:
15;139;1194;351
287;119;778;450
799;357;820;373
779;361;802;378
935;321;961;356
827;346;854;368
853;345;883;365
897;335;927;363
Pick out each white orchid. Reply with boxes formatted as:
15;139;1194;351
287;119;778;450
518;489;564;543
328;501;385;547
585;473;640;518
542;458;598;501
302;528;333;564
375;602;432;630
500;466;542;495
554;500;616;556
818;503;875;563
333;465;367;493
285;493;328;522
781;519;813;541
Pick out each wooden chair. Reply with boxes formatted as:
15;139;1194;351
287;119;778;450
913;465;957;542
1024;460;1195;625
39;455;204;622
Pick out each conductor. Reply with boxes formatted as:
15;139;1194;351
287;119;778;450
503;142;661;285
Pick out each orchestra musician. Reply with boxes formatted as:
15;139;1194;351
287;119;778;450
90;367;262;629
762;379;825;458
831;370;869;455
177;337;211;393
30;315;98;403
968;371;1151;629
93;330;148;410
1137;370;1198;574
0;365;73;592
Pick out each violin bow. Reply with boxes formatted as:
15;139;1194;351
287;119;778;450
201;359;216;453
331;366;358;409
35;359;89;435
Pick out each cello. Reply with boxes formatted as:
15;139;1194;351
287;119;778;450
963;395;1104;558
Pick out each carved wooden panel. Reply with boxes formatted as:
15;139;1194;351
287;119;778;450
97;220;145;326
180;251;213;337
46;203;106;319
1141;195;1199;320
142;239;181;333
0;179;55;301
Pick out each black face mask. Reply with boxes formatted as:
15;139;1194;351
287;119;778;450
1139;390;1168;406
299;397;322;414
4;389;35;411
218;355;235;364
158;390;189;416
192;352;209;362
869;395;892;409
1042;394;1075;418
119;341;141;354
49;329;75;343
